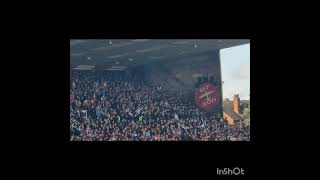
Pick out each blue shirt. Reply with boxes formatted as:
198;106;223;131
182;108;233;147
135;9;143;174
146;132;150;137
96;109;101;117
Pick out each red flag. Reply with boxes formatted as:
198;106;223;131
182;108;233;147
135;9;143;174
195;83;220;112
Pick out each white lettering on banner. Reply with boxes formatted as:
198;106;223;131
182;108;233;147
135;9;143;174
201;97;217;107
195;83;220;112
200;85;210;93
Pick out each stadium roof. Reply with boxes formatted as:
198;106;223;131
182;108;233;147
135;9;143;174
70;39;250;68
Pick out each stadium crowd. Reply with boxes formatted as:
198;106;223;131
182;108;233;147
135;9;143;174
70;70;250;141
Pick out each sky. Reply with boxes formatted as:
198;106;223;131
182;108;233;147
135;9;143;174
220;43;250;100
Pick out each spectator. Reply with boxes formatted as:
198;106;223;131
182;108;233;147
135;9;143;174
70;70;250;141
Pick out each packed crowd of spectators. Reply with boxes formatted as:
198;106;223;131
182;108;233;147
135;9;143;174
70;70;250;141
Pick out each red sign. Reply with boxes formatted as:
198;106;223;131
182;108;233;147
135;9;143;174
195;83;220;112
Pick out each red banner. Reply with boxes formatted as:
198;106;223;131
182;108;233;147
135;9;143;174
195;83;220;112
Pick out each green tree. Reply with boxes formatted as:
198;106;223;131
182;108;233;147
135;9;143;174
241;101;250;127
